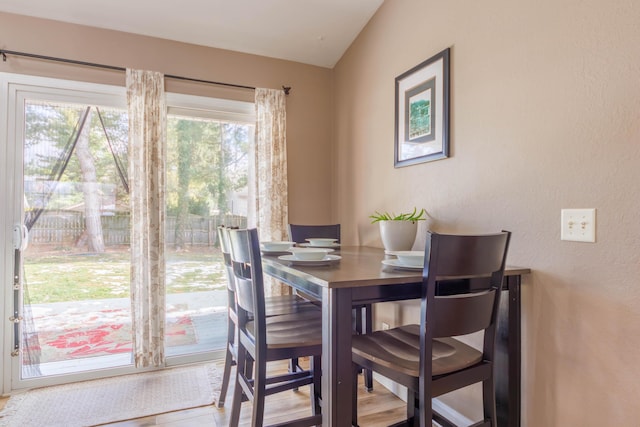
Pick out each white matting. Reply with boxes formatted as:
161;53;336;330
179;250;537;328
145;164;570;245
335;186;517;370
0;363;220;427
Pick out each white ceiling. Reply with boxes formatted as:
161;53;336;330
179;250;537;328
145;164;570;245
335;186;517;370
0;0;384;68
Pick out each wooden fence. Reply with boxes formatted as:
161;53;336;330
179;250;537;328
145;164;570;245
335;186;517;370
28;210;247;247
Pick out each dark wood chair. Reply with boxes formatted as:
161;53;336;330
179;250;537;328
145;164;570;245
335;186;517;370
287;223;342;243
228;228;323;427
215;226;320;409
351;231;511;427
287;223;375;392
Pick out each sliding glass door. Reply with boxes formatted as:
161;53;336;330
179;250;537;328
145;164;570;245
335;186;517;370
2;75;254;390
3;76;137;389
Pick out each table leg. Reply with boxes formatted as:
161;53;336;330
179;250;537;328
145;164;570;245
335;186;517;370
322;287;354;427
507;275;521;427
495;275;521;427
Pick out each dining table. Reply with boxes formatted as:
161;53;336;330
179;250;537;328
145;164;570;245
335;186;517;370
262;245;530;427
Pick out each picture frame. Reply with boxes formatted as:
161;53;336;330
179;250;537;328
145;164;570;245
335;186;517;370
394;47;450;167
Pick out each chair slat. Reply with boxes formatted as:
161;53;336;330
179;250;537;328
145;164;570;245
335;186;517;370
433;290;496;337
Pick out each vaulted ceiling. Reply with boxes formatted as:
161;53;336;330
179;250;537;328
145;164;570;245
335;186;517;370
0;0;384;68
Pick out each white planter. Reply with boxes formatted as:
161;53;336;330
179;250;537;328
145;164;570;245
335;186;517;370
378;220;418;251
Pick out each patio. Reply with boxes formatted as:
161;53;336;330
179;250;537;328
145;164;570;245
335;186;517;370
23;290;228;377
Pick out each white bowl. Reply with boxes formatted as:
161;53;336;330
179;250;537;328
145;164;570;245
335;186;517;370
392;250;425;267
288;247;332;261
306;238;338;247
261;241;295;251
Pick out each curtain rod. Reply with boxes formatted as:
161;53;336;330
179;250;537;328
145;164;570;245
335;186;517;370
0;49;292;95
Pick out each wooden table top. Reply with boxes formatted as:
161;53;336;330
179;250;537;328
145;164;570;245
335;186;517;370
262;245;530;290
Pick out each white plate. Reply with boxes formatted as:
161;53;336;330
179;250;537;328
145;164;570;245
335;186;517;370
298;242;341;249
261;248;292;256
261;241;295;251
306;237;338;244
381;259;423;271
278;254;342;265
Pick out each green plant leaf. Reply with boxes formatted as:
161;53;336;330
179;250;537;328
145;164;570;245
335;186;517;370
369;207;426;223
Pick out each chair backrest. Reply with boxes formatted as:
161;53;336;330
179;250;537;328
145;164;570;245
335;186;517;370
288;224;341;243
217;226;238;292
423;231;511;340
227;228;267;335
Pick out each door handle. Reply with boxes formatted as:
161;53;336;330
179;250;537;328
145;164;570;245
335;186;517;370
13;223;29;251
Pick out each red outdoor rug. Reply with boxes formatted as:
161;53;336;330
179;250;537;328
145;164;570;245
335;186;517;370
24;308;196;364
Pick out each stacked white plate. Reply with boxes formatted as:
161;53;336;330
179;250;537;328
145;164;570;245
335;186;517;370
260;241;295;255
279;247;341;265
382;250;424;271
298;238;340;249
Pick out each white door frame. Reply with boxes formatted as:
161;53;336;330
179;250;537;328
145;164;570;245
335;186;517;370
0;73;137;393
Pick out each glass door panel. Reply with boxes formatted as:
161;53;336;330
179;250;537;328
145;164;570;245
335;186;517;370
164;114;251;360
19;100;133;381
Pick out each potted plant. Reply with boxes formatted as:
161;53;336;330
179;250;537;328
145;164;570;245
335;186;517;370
369;208;427;251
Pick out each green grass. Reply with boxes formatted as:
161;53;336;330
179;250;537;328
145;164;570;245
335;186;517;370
24;250;227;304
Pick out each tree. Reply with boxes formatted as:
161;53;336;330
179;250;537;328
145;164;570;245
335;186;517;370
173;119;202;249
212;123;249;214
74;108;105;253
23;102;129;252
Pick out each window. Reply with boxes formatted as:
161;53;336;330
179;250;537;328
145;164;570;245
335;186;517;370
164;94;254;359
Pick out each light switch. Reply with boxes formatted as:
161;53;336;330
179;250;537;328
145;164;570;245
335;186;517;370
561;209;596;242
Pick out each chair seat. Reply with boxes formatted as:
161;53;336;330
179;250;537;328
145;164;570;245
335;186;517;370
246;310;323;349
264;294;321;317
265;294;307;304
352;324;482;377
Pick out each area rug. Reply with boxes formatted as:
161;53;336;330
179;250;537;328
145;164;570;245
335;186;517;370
0;363;221;427
24;309;197;364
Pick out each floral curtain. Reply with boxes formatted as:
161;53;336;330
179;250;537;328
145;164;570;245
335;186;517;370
253;88;289;297
126;69;167;367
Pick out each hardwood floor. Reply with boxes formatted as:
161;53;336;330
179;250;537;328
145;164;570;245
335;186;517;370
1;360;408;426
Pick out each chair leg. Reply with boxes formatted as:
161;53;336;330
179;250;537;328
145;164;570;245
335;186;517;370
230;344;247;427
351;362;360;427
482;378;497;427
354;305;375;392
363;304;374;392
245;356;254;381
290;357;300;392
217;344;235;407
417;390;431;427
310;356;322;415
252;358;267;427
406;389;415;424
216;316;236;408
353;308;365;380
354;307;363;335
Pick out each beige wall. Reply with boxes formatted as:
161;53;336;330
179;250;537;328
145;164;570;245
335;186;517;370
333;0;640;425
0;12;334;224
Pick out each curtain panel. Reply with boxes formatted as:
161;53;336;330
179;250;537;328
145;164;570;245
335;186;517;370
254;88;289;297
126;69;167;368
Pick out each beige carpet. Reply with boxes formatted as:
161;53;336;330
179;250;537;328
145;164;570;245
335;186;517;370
0;363;220;427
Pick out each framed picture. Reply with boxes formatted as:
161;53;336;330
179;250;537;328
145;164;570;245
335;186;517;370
394;47;450;167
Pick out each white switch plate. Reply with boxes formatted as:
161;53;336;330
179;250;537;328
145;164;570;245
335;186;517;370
561;209;596;242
